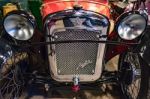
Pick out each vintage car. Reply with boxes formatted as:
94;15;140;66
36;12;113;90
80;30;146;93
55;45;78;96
0;0;150;99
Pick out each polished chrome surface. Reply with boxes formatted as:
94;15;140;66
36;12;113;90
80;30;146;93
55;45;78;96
0;40;12;73
118;14;146;40
4;14;34;40
73;75;79;85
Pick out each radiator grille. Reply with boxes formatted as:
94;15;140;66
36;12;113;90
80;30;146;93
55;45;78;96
53;29;100;75
46;10;109;81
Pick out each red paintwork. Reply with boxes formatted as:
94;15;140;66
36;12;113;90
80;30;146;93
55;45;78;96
43;0;108;3
105;45;128;62
41;0;110;18
72;85;80;92
41;0;128;61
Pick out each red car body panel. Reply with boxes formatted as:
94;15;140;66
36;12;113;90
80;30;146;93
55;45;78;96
42;0;110;18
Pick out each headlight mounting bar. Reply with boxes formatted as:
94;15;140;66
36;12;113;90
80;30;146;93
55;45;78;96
8;40;140;48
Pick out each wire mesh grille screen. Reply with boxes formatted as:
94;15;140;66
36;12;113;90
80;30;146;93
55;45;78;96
53;29;100;75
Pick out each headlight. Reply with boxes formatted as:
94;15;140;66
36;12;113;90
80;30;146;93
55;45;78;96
116;11;147;40
3;10;35;41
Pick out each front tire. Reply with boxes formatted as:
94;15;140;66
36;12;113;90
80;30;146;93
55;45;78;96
118;52;149;99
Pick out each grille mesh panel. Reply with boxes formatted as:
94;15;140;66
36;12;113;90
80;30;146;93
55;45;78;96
54;29;100;75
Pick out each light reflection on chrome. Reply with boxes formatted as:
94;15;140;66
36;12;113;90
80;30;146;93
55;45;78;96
4;14;34;40
0;41;12;70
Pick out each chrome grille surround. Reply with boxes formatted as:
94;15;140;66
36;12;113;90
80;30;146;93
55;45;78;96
45;10;110;82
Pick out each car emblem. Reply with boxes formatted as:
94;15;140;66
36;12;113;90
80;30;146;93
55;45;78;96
76;60;93;70
70;17;86;26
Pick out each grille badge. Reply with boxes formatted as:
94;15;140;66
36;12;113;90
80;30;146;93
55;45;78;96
76;60;93;70
70;17;86;26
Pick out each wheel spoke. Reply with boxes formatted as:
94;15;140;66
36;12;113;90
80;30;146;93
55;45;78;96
119;53;142;99
0;66;24;99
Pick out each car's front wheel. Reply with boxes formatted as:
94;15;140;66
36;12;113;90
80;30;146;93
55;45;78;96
118;52;149;99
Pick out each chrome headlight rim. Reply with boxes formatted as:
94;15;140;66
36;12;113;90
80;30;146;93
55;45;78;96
116;11;147;40
3;10;36;41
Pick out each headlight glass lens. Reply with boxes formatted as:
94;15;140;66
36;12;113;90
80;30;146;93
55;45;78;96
117;13;146;40
4;12;35;40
